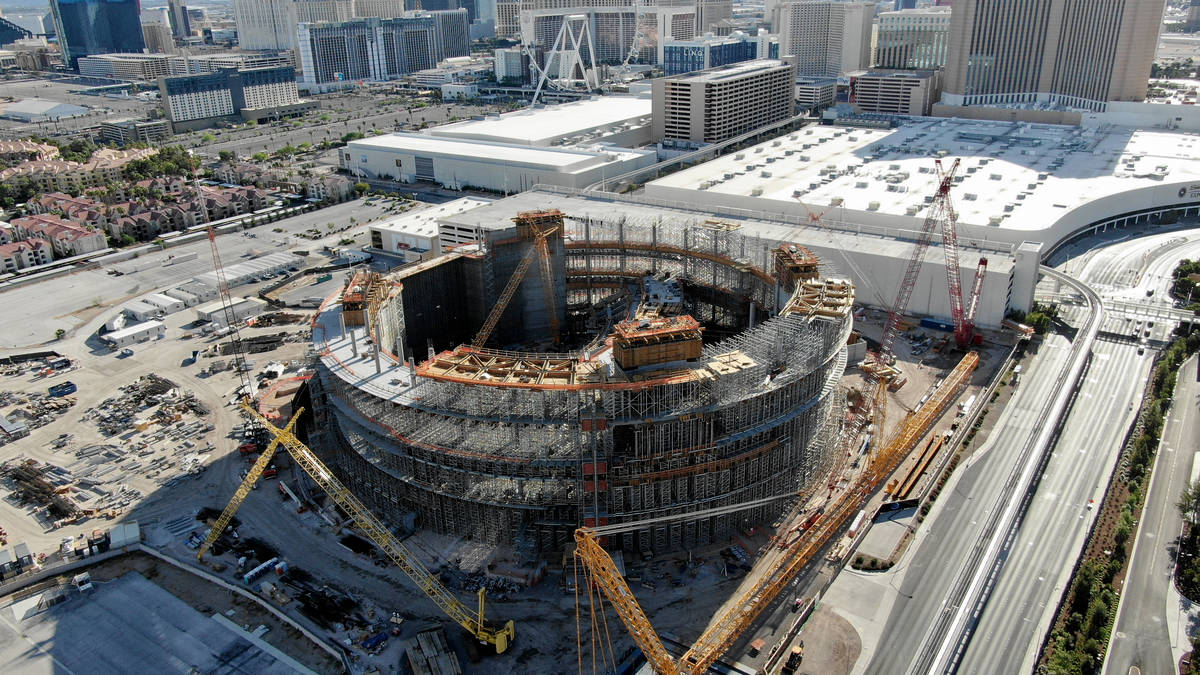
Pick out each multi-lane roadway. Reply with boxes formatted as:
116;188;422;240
850;225;1199;674
1105;352;1200;675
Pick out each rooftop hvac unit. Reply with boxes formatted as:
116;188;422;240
772;140;782;147
766;157;776;163
751;187;763;196
792;189;805;198
906;205;920;215
760;170;772;178
963;193;977;201
990;174;1002;180
724;173;735;179
746;165;756;171
784;150;795;156
755;147;763;153
848;136;858;142
1004;204;1015;212
889;164;901;170
810;182;821;190
806;129;814;135
989;216;1004;225
855;182;868;189
1027;183;1037;190
799;155;810;161
735;153;745;160
868;201;880;211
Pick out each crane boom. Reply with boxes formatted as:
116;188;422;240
880;159;960;365
239;401;516;652
535;235;561;343
472;242;540;347
197;410;300;560
572;351;979;675
963;257;988;342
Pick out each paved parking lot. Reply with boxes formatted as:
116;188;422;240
0;198;398;348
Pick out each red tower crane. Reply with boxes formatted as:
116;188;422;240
880;158;961;364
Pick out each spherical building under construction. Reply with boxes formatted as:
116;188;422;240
309;205;853;556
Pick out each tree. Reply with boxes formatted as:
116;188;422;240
1180;479;1200;525
218;150;235;163
54;328;65;340
354;182;369;195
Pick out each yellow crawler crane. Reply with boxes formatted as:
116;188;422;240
206;401;517;653
573;351;979;674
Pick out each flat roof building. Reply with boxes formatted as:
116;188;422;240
645;117;1200;254
159;66;309;132
341;132;656;192
370;196;493;261
847;70;941;117
428;96;652;147
102;320;165;348
652;59;795;145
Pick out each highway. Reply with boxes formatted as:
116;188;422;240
1105;352;1200;675
912;266;1103;673
958;339;1151;673
864;324;1075;673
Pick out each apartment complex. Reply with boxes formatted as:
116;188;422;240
160;67;309;131
50;0;145;68
9;214;107;258
943;0;1165;110
296;13;469;90
652;59;795;145
772;1;873;77
662;29;777;76
0;240;52;273
875;7;950;70
0;147;158;194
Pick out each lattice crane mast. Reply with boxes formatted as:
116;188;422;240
963;257;988;346
472;212;562;347
228;400;517;651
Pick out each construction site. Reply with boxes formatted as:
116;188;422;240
309;207;855;558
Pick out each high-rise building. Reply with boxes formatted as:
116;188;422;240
772;1;873;77
160;66;306;131
232;0;299;50
168;0;191;38
493;45;530;83
943;0;1166;110
651;59;795;145
296;16;440;90
142;21;177;55
894;0;915;9
846;69;940;116
662;29;777;76
430;9;470;61
518;0;702;66
353;0;408;18
50;0;146;69
875;7;950;71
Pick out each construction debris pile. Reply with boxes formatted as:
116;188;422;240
3;459;79;521
248;312;309;327
218;332;288;355
0;389;76;431
87;375;208;436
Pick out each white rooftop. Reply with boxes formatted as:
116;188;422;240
670;59;789;83
371;197;493;239
103;320;164;341
646;117;1200;239
351;132;650;172
426;96;652;146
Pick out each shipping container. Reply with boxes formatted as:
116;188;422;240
48;381;77;397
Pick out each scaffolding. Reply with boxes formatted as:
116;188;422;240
311;212;856;555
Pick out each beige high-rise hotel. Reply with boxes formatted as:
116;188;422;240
942;0;1165;111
